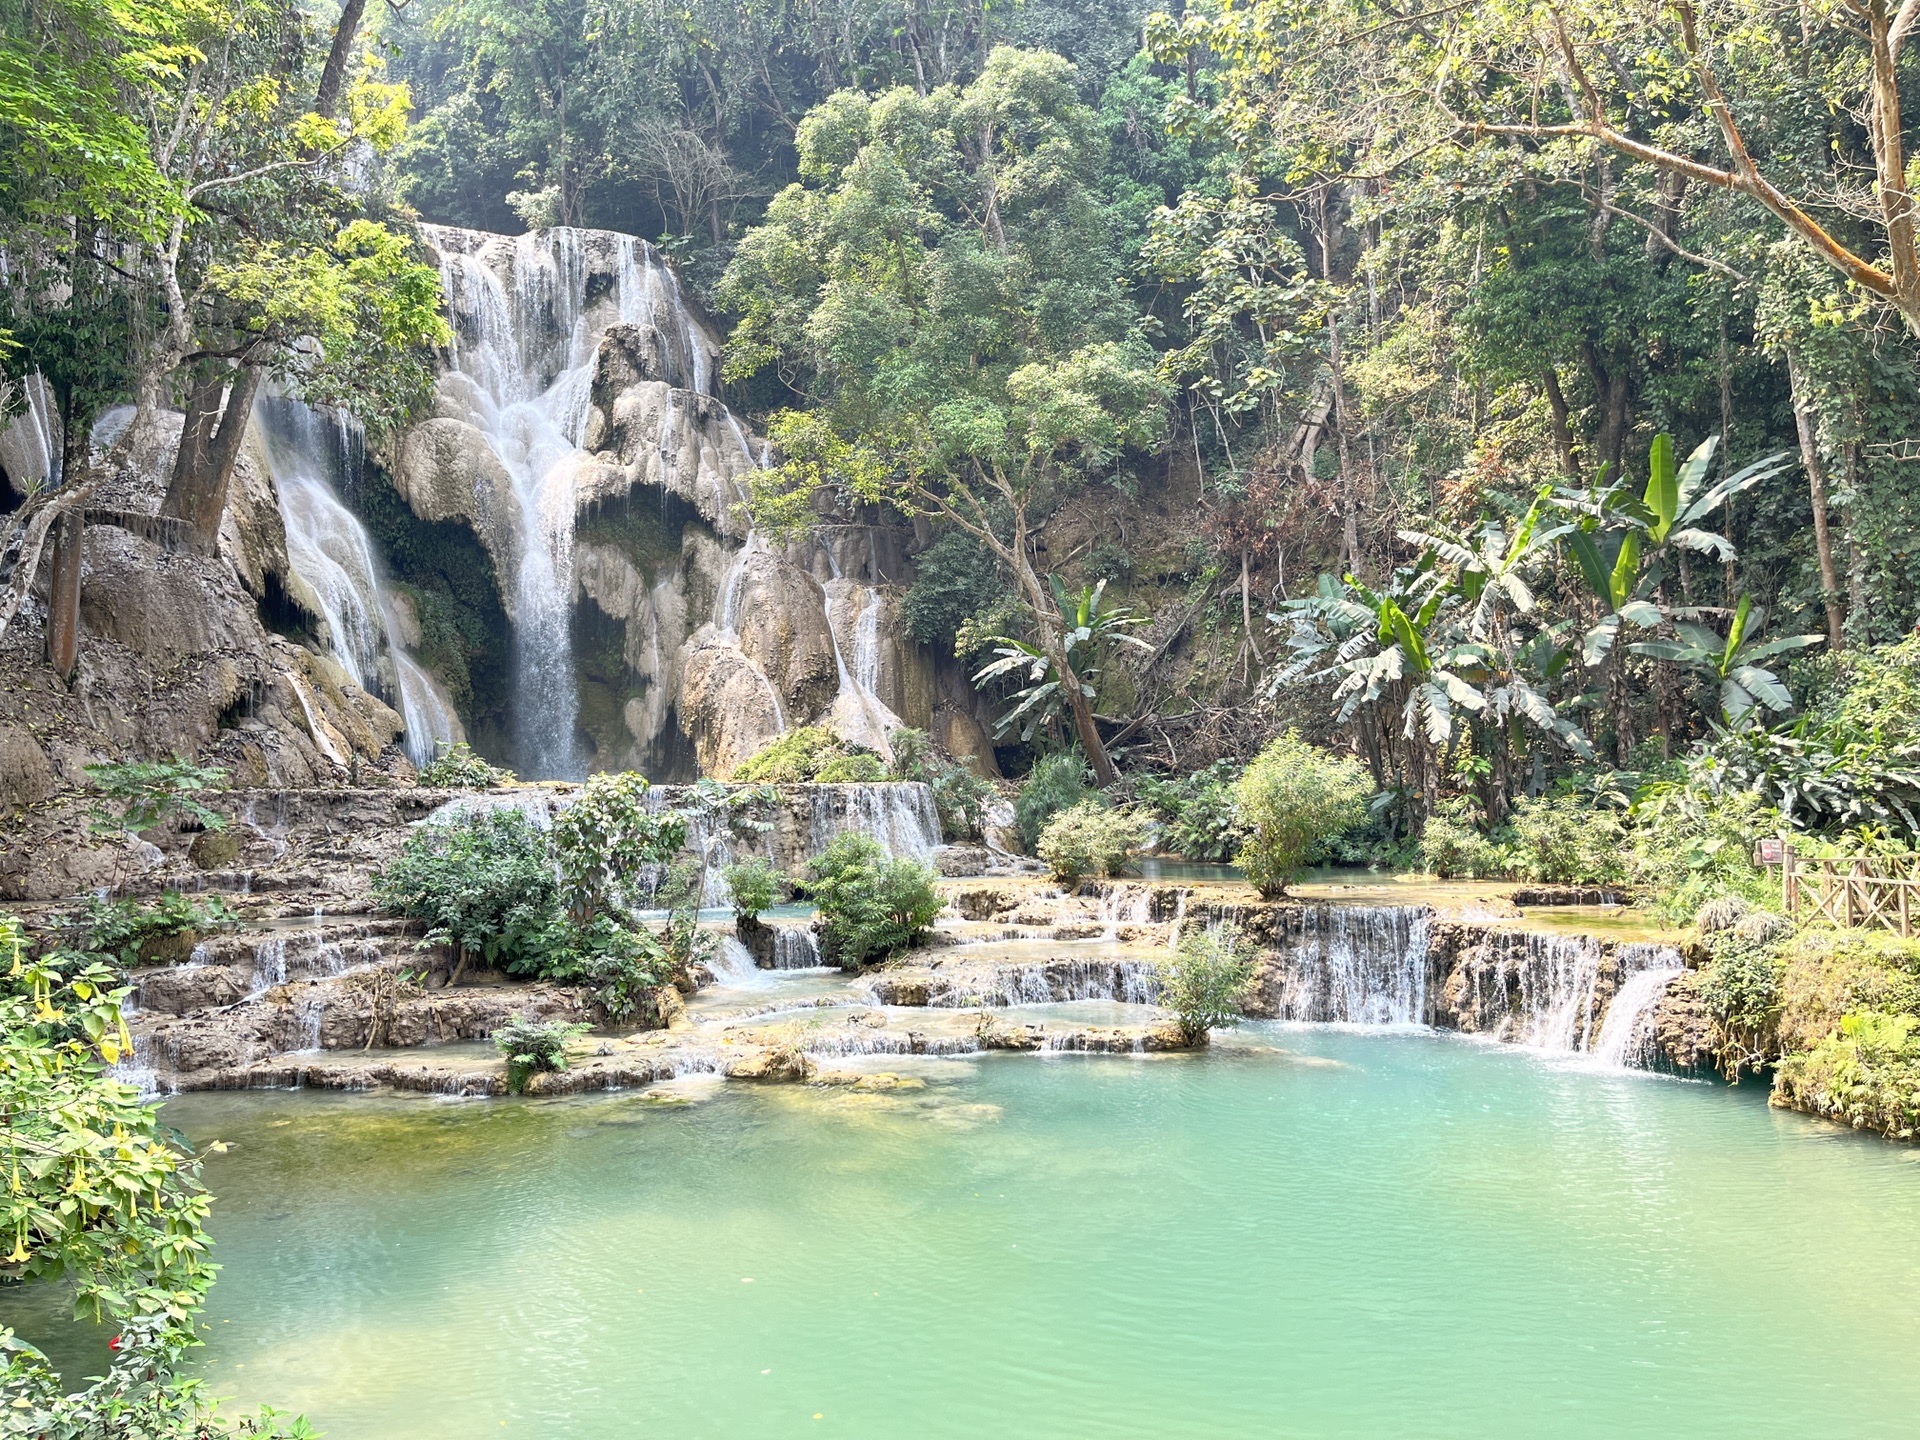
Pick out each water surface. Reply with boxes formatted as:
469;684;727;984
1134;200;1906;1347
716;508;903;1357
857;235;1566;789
14;1030;1920;1438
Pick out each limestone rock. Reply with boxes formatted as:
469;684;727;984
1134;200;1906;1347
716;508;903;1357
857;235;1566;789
0;723;54;812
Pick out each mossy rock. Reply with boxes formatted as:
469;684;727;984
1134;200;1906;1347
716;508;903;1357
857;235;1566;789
137;929;202;966
188;829;243;870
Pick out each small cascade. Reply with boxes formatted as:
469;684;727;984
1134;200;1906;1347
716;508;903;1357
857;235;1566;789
1094;885;1156;939
912;960;1164;1008
247;933;384;999
820;544;903;758
292;991;328;1051
770;925;822;970
706;937;775;989
258;399;460;767
806;783;942;859
1271;906;1431;1026
1589;946;1686;1070
1456;934;1686;1059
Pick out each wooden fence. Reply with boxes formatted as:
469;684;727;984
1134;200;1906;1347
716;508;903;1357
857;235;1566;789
1782;852;1920;936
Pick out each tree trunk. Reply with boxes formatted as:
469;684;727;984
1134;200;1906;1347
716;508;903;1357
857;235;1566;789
1786;352;1846;648
162;365;263;552
44;509;83;679
314;0;370;120
1541;367;1582;480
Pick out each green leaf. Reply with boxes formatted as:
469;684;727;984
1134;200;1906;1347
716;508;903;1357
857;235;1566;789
1644;433;1677;541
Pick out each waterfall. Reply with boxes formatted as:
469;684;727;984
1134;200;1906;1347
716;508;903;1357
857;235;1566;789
1589;946;1685;1070
1270;906;1432;1026
431;231;590;778
259;400;459;767
708;937;774;989
807;783;942;858
770;925;821;969
1457;933;1686;1061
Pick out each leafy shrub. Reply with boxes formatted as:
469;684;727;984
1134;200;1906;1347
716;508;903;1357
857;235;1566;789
722;857;788;920
1416;797;1505;878
550;771;687;923
67;891;236;967
1694;895;1751;933
1234;732;1372;897
803;832;943;969
1697;928;1790;1077
510;916;673;1023
1134;762;1244;862
493;1014;592;1093
372;809;557;976
417;741;516;788
1505;794;1627;885
1684;718;1920;840
814;750;889;782
84;756;227;835
1015;752;1092;852
1159;923;1257;1043
1037;801;1150;883
733;726;841;783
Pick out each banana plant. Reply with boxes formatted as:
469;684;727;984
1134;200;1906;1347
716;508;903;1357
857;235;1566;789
1629;595;1823;725
974;577;1148;743
1633;434;1794;562
1399;488;1564;644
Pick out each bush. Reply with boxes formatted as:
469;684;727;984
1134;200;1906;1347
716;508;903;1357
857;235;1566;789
1159;923;1257;1043
1415;797;1505;878
1135;762;1244;861
814;750;888;782
1505;794;1627;885
722;857;788;920
1775;1011;1920;1140
803;832;943;969
493;1014;592;1093
417;741;516;788
67;890;236;967
1015;752;1092;852
1697;927;1790;1077
510;915;673;1023
550;771;687;923
1037;801;1150;883
372;809;557;976
733;725;841;783
1234;733;1371;897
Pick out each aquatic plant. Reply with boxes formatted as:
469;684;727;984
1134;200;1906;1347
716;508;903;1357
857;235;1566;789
803;833;942;969
1159;923;1257;1044
1037;800;1150;883
1234;733;1371;897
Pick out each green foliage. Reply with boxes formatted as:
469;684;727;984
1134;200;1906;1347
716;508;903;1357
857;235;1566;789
901;532;1013;659
549;772;687;925
1015;753;1093;853
732;726;845;784
513;917;672;1024
417;742;516;789
1037;800;1150;883
0;911;308;1435
802;833;942;969
1417;797;1507;879
372;810;558;971
1158;923;1257;1044
1234;733;1372;897
1628;786;1780;921
721;857;788;921
974;578;1150;745
493;1014;592;1094
1505;795;1628;885
1776;1012;1920;1140
1697;927;1791;1078
67;890;236;967
84;757;227;836
814;751;889;783
1134;762;1244;862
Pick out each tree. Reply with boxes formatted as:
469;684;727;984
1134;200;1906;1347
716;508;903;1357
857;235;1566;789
1158;921;1257;1044
719;47;1168;784
1631;595;1824;725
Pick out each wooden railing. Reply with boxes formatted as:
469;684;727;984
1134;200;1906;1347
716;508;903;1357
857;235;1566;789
1783;852;1920;936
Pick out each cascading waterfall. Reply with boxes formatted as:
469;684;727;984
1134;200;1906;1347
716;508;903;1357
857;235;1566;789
1456;932;1686;1059
770;926;821;969
807;783;942;858
819;541;903;758
1589;947;1685;1070
1270;906;1433;1026
259;399;459;767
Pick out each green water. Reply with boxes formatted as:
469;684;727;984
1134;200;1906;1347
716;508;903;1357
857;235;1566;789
18;1030;1920;1437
